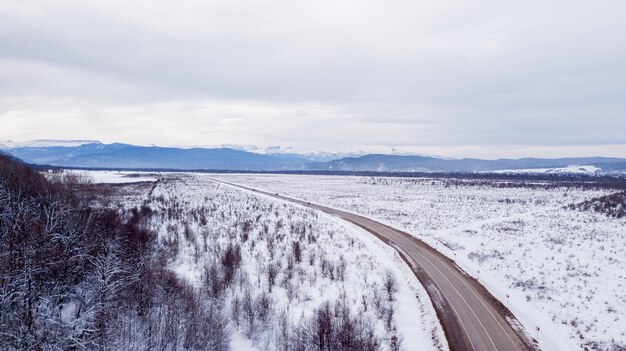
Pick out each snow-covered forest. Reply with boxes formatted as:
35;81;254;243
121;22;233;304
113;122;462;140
0;157;234;350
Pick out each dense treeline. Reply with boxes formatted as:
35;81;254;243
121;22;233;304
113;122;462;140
33;164;626;190
568;191;626;219
0;155;229;350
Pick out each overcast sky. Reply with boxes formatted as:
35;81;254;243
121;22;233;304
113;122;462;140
1;0;625;158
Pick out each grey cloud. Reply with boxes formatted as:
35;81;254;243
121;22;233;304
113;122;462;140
0;0;625;157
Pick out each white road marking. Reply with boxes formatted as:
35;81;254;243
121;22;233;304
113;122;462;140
410;246;499;351
420;247;523;350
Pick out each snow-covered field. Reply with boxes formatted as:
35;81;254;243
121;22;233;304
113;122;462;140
211;174;626;351
81;171;445;351
51;169;160;183
45;169;159;184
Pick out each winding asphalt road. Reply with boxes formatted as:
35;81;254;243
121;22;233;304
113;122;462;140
212;178;539;351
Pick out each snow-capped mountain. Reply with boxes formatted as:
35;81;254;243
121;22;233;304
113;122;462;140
214;144;368;162
0;139;102;149
2;140;626;173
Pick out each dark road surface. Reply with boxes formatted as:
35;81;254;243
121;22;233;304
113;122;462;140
213;178;539;351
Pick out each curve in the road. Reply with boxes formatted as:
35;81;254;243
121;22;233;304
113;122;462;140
213;178;540;351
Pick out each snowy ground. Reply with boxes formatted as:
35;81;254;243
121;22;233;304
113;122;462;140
211;173;626;351
48;169;160;183
79;171;445;351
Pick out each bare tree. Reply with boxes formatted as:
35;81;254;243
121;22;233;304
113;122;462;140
383;270;399;302
292;241;302;263
267;262;279;292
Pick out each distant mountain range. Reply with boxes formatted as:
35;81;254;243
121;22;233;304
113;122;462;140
0;141;311;171
213;144;367;162
2;140;626;174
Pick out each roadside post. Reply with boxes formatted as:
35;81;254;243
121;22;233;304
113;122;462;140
535;326;540;342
